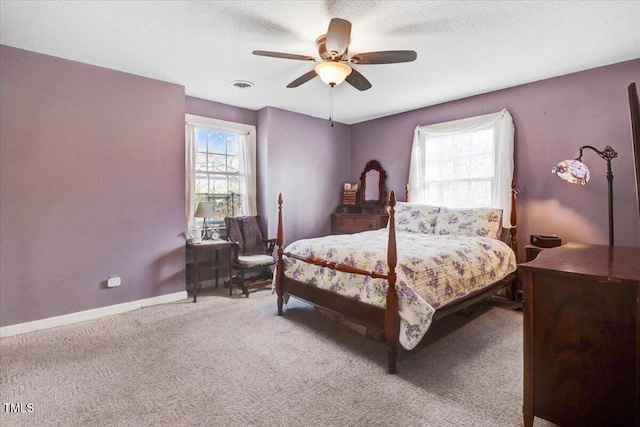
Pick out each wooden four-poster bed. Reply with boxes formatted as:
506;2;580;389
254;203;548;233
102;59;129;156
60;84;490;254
274;183;518;374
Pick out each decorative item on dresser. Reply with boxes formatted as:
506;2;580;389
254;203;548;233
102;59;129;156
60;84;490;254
331;160;389;234
342;182;358;206
529;234;561;248
519;243;640;427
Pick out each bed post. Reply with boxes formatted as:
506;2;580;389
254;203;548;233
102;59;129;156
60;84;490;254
510;179;518;261
509;180;519;301
385;191;399;374
276;193;284;315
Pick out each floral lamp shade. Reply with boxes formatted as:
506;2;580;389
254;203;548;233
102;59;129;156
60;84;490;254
552;159;591;185
552;145;617;245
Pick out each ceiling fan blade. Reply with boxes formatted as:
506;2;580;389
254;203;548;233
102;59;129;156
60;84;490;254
326;18;351;57
345;68;372;91
252;50;316;61
286;70;318;88
349;50;417;64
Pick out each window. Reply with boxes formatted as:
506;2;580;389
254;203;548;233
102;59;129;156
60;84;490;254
195;129;242;225
423;128;495;207
408;109;514;227
186;115;256;234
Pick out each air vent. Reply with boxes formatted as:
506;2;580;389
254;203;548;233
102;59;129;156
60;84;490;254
231;80;254;89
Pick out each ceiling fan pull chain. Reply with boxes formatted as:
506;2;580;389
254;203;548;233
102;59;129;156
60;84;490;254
329;85;334;127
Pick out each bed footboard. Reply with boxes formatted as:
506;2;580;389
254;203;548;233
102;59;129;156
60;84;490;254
275;192;400;373
274;184;518;374
276;193;285;316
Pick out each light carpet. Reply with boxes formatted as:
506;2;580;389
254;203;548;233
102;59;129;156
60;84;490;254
1;287;556;426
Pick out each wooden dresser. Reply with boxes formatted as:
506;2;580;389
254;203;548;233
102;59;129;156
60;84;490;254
519;243;640;427
331;212;388;234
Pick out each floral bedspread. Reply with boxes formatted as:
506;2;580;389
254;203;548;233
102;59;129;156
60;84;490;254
282;229;516;350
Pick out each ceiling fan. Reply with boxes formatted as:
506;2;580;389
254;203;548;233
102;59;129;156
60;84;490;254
252;18;417;91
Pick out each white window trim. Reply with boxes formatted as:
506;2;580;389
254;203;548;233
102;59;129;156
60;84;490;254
185;114;256;134
185;114;257;233
408;109;514;228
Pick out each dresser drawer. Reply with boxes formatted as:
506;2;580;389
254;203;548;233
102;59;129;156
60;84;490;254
331;213;388;234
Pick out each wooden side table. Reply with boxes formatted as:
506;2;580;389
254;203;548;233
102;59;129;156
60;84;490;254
519;244;559;302
524;244;545;262
186;240;234;302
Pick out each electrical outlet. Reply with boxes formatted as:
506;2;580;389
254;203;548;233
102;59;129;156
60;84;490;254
107;276;121;287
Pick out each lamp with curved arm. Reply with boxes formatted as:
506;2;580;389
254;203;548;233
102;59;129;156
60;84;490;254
552;145;618;245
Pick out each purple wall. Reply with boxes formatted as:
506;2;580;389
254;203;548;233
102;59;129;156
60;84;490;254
2;43;636;330
186;96;257;127
257;107;350;245
350;59;640;257
0;46;186;327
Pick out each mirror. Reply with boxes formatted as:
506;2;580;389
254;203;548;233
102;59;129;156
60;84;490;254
364;171;380;201
359;160;387;206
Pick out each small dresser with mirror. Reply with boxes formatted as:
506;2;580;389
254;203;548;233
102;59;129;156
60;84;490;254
331;160;389;234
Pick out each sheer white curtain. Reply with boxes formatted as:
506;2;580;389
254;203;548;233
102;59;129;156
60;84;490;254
408;109;514;228
238;131;257;216
185;123;198;234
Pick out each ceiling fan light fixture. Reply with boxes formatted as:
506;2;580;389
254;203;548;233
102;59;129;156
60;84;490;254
314;61;352;86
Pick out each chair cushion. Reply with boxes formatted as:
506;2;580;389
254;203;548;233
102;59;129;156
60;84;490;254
237;254;274;267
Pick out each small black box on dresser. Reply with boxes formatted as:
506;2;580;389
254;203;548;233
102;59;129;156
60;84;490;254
529;234;561;248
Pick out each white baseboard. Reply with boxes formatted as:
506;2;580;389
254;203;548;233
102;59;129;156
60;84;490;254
0;291;188;338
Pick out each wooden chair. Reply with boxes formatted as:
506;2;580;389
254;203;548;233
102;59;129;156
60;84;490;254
224;216;276;297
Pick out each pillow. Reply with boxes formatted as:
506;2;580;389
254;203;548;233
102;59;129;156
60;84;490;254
434;206;503;239
392;202;440;234
239;216;266;255
225;217;244;249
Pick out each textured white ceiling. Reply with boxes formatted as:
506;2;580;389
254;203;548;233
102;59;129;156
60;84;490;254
2;1;639;124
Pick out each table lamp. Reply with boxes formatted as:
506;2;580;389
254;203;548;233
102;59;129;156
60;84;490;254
552;145;617;245
194;202;216;240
